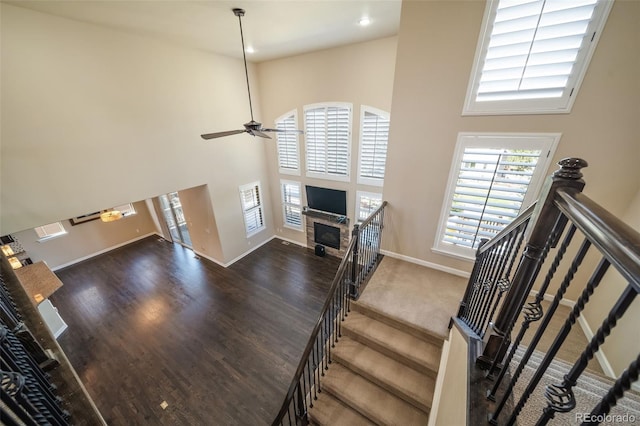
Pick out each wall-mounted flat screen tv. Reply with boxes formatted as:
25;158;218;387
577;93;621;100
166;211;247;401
305;186;347;216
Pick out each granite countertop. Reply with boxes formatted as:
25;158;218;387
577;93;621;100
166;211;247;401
13;261;63;306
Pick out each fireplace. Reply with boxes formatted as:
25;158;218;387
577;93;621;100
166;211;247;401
314;223;341;250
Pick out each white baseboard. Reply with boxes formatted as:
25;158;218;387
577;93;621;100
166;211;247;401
528;290;576;308
528;290;618;380
50;232;157;271
276;235;307;248
576;314;617;379
380;249;471;278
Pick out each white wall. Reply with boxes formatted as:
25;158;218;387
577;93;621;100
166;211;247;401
1;4;273;263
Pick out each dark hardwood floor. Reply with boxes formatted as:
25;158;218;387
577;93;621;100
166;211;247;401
51;237;340;425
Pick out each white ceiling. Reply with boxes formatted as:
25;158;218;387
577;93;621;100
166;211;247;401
5;0;402;62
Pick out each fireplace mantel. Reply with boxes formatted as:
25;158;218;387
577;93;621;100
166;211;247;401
302;208;350;258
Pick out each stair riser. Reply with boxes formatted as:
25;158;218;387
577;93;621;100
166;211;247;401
333;353;431;413
352;302;444;346
342;327;438;377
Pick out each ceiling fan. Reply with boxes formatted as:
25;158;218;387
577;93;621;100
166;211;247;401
201;8;303;140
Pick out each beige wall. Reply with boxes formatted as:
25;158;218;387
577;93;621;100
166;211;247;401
177;185;224;261
582;188;640;377
384;1;640;275
11;201;157;270
0;4;273;264
257;37;397;246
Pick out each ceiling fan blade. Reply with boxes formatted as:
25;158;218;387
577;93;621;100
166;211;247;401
251;130;272;139
262;128;304;134
201;129;247;140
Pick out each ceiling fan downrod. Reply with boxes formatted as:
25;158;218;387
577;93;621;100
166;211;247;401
233;8;254;122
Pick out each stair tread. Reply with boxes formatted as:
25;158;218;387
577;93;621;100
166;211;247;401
334;336;435;411
309;392;376;426
343;311;441;374
324;364;430;425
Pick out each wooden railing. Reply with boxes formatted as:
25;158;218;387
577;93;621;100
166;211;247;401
272;201;387;425
457;158;640;425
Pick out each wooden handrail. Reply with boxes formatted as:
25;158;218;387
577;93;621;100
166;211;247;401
555;188;640;290
476;202;536;256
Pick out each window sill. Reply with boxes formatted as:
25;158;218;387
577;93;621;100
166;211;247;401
246;226;266;238
305;171;350;183
37;233;68;243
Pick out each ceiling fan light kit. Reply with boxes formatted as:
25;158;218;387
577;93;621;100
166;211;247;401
200;8;303;141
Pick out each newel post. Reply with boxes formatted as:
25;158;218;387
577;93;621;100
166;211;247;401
477;158;588;369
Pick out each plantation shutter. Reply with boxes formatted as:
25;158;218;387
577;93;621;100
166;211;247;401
359;109;390;183
276;113;299;173
477;0;601;103
444;148;542;249
240;184;264;235
281;181;302;229
305;104;351;177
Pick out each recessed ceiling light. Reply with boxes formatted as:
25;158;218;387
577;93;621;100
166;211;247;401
245;46;255;54
359;17;371;26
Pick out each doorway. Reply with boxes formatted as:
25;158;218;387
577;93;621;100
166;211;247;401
159;192;192;248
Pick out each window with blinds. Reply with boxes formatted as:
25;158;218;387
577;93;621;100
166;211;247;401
434;133;560;258
281;180;303;230
463;0;613;115
275;110;300;175
356;191;383;222
304;103;352;181
358;106;390;186
34;222;67;241
239;182;265;237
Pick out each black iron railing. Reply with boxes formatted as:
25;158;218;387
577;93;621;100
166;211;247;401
456;158;640;425
272;201;387;426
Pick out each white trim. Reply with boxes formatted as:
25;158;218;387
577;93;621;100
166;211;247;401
275;235;307;248
380;249;471;278
462;0;614;116
281;179;304;231
528;290;575;309
528;290;618;380
239;181;266;238
428;327;453;426
576;314;616;379
357;105;389;187
275;109;301;176
434;132;561;258
50;232;156;271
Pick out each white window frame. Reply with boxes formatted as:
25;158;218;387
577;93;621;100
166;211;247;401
356;191;383;223
463;0;614;115
358;106;390;187
34;222;67;242
304;102;352;182
239;181;266;237
275;110;301;176
433;132;560;260
281;180;303;231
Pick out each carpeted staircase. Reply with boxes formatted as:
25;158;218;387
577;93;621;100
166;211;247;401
308;301;443;425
